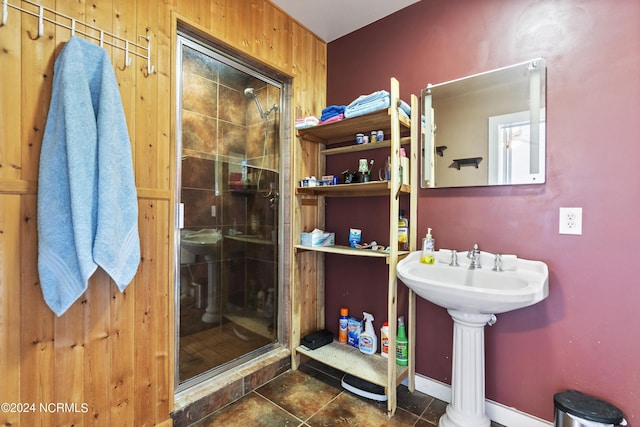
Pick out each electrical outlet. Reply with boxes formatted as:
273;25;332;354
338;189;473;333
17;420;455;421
559;207;582;235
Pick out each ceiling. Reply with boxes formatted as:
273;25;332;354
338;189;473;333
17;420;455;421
271;0;421;42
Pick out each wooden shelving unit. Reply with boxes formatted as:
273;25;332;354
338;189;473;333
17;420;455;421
291;78;419;416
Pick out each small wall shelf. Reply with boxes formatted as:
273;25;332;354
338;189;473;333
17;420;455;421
451;157;483;170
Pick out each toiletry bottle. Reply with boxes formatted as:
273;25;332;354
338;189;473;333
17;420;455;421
398;210;409;251
264;288;274;318
241;160;249;186
420;228;436;264
396;316;408;366
399;148;409;185
359;312;377;355
256;288;265;312
339;307;349;343
380;321;389;358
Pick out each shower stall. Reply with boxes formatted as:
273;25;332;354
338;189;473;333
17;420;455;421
175;33;284;390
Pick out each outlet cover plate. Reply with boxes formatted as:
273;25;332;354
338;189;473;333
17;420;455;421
559;207;582;235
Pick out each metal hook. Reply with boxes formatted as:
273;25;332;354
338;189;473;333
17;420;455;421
28;5;44;40
139;35;155;76
118;40;132;71
1;0;8;27
99;29;104;47
70;18;75;36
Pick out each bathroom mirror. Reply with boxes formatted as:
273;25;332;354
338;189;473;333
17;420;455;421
421;58;546;188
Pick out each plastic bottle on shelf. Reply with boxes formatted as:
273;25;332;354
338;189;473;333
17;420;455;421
256;289;265;312
358;312;377;355
241;160;249;186
398;210;409;251
339;307;349;343
380;321;389;358
396;316;408;366
399;148;409;185
264;288;274;318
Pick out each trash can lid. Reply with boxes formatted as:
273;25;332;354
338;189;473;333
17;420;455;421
554;390;625;424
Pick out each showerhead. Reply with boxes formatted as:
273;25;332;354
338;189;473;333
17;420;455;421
245;87;278;120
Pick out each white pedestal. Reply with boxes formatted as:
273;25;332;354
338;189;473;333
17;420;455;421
201;254;220;323
439;309;493;427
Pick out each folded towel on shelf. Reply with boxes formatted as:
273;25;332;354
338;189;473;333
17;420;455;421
295;115;320;129
37;36;140;316
344;90;411;119
320;113;344;124
320;105;346;121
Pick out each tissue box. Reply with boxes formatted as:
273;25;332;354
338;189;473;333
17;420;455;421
301;231;335;247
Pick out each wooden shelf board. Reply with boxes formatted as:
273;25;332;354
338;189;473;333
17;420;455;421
296;181;411;197
296;341;408;388
297;108;411;145
320;137;411;156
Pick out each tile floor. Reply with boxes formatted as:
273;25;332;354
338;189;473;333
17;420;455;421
187;359;505;426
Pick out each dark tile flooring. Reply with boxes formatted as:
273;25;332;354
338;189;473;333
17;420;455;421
187;359;505;426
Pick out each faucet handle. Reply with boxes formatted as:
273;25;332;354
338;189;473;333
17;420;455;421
493;254;503;272
449;250;459;267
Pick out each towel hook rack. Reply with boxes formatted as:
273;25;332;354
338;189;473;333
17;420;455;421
0;0;155;76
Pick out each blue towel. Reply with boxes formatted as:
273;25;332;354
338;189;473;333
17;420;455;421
320;105;346;121
37;36;140;316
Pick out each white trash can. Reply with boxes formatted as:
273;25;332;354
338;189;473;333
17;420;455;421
554;390;626;427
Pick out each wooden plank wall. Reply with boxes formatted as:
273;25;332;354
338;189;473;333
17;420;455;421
0;0;326;425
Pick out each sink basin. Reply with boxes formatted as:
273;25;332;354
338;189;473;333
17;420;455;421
181;228;223;255
397;250;548;314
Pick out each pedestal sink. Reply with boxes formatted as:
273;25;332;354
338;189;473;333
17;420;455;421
181;229;223;323
397;250;548;427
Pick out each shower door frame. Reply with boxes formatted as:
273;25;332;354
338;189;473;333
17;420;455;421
173;31;291;393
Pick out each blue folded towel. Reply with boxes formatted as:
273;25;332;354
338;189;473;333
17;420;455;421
320;105;346;121
37;36;140;316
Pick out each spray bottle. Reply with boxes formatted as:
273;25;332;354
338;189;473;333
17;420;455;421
358;312;377;355
396;316;408;366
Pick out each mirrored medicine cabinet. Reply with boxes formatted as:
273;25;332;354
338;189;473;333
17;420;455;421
421;58;546;188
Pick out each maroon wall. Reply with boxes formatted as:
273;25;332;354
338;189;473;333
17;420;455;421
324;0;640;422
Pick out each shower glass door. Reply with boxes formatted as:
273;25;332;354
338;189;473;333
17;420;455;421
175;34;282;390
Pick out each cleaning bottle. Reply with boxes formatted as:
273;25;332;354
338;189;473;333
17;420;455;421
396;316;408;366
398;210;409;251
358;312;377;355
380;321;389;358
339;307;349;343
420;228;435;264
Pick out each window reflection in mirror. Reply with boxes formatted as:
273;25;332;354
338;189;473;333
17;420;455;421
421;58;546;188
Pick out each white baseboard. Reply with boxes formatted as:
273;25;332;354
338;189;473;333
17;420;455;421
405;374;552;427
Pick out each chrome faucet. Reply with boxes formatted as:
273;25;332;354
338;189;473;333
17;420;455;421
449;250;460;267
467;244;481;269
493;254;503;272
